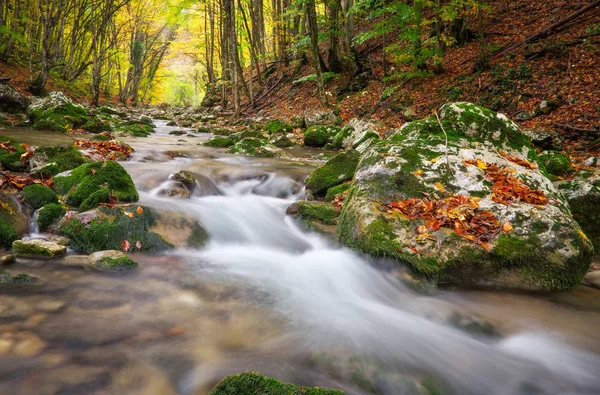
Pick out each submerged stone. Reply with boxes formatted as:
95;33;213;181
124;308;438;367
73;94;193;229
87;250;138;272
286;201;339;236
209;372;345;395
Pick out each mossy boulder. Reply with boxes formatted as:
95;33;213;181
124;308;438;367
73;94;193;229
556;169;600;250
87;250;138;272
286;201;339;236
114;121;154;137
231;129;268;142
337;103;592;291
37;203;66;232
29;92;89;131
29;144;86;177
227;138;290;158
0;135;27;171
53;160;138;211
21;184;59;210
0;194;28;249
262;119;293;135
209;372;344;395
82;117;113;133
270;135;295;148
12;239;67;259
538;151;574;178
304;125;340;147
212;128;235;136
204;137;235;148
306;150;360;197
332;119;380;151
58;205;207;253
325;183;351;202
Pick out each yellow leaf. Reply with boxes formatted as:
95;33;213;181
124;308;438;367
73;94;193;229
503;222;513;232
124;212;134;218
430;157;441;163
413;169;424;176
476;159;487;169
434;182;445;192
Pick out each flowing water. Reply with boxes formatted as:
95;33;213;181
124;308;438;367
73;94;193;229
1;121;600;394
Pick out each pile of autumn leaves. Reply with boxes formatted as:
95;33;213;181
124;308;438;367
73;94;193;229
384;154;549;251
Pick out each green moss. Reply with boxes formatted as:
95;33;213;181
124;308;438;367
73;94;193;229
114;121;154;137
232;129;268;141
0;135;27;171
91;134;111;141
569;194;600;250
58;206;172;253
0;219;18;248
227;138;278;157
21;184;59;210
169;130;187;136
32;145;86;177
263;119;293;135
53;160;138;211
37;203;66;231
96;256;138;271
209;372;344;395
0;273;36;285
31;103;88;131
83;117;112;133
304;126;340;147
204;137;235;148
213;128;235;136
538;151;574;177
331;127;353;149
353;131;380;148
291;202;339;225
306;150;360;196
80;188;111;212
188;225;209;248
325;183;351;201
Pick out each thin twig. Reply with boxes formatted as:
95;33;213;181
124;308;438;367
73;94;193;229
434;111;455;179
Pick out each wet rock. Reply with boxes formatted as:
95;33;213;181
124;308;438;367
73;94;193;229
53;160;138;211
12;239;67;259
262;119;293;135
227;138;290;158
158;183;191;199
0;272;37;285
306;150;360;196
35;300;67;313
584;270;600;289
270;134;294;148
36;203;67;232
204;137;235;148
87;250;138;272
331;119;380;151
22;234;69;246
305;110;338;126
286;201;339;236
555;168;600;249
113;120;154;137
13;332;47;356
169;170;196;191
0;254;15;265
448;312;501;338
337;102;593;291
168;129;186;136
0;82;30;113
210;372;344;395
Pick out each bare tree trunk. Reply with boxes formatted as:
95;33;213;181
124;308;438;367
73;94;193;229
306;0;328;106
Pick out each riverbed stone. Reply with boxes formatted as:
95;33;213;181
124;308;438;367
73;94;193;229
1;194;24;249
332;119;380;151
0;254;15;265
286;201;339;236
158;184;191;199
87;250;139;272
210;372;345;395
306;150;360;197
303;125;340;147
0;134;27;171
36;203;67;231
227;138;290;158
170;170;196;191
0;82;30;113
53;160;139;211
336;102;593;291
30;144;87;177
12;239;67;259
20;184;58;210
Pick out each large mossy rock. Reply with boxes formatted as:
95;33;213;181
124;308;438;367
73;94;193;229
113;120;154;137
29;144;86;177
0;194;28;249
337;103;593;291
53;161;139;211
306;150;360;196
29;92;89;131
37;203;66;232
0;83;30;113
262;119;293;135
556;168;600;250
331;119;380;151
12;239;67;259
87;250;138;272
303;125;340;148
538;150;574;178
58;205;207;253
21;184;58;210
286;201;339;236
209;372;344;395
0;135;27;171
227;138;289;158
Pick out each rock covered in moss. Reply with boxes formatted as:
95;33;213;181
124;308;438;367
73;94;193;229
0;272;37;285
304;125;340;148
170;170;196;191
305;110;338;127
262;119;293;135
113;120;154;137
12;239;67;259
204;137;235;148
21;184;58;210
87;250;138;272
53;160;138;211
556;168;600;249
538;151;574;178
28;92;89;131
231;129;268;141
82;117;112;133
227;138;290;158
29;144;86;177
306;150;360;196
37;203;66;232
332;119;380;151
0;82;30;113
209;372;345;395
0;135;27;171
286;201;339;236
270;134;294;148
337;103;592;291
0;194;28;248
